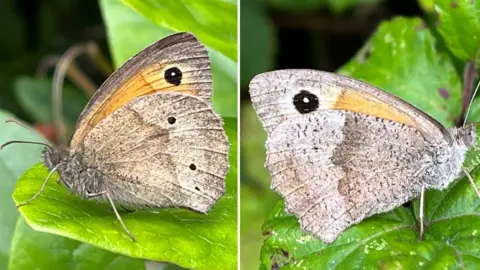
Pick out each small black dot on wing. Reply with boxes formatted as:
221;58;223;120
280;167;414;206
168;117;176;124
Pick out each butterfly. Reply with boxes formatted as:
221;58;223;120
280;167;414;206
4;32;230;241
249;69;477;243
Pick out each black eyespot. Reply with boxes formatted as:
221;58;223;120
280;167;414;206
293;90;319;114
168;117;176;124
195;186;200;191
189;164;196;170
164;67;182;85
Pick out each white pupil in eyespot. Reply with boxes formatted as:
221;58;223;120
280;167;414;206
303;97;310;103
170;72;176;76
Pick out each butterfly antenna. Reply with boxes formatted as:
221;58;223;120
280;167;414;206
1;119;52;150
52;42;97;145
463;77;480;127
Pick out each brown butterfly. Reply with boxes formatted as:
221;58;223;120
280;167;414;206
4;32;230;241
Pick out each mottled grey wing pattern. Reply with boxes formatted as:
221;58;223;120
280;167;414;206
79;92;229;213
249;69;451;243
249;69;450;143
266;111;430;242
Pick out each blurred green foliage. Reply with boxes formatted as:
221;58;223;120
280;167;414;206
14;77;89;129
0;0;104;124
241;0;480;269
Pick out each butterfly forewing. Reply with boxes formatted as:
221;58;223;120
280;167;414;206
71;32;213;150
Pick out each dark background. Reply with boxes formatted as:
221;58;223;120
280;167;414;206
276;1;421;69
0;0;108;138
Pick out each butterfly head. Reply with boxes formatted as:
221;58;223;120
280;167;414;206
42;145;63;171
452;123;477;149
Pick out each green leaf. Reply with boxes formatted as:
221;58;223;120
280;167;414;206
419;0;435;12
12;118;237;270
13;76;89;128
122;0;237;62
261;202;418;269
340;17;462;128
100;0;172;68
434;0;480;61
260;17;480;269
100;0;237;118
8;217;145;270
0;110;45;270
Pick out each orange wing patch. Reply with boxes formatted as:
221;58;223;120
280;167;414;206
332;88;418;128
70;64;202;148
89;65;199;127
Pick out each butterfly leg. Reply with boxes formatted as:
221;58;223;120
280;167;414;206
463;168;480;198
17;165;59;208
120;205;135;213
419;185;425;240
86;190;136;242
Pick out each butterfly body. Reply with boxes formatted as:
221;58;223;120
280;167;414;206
43;148;103;199
250;69;476;243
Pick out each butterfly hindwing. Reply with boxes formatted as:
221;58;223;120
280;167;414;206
80;92;229;212
266;108;428;242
